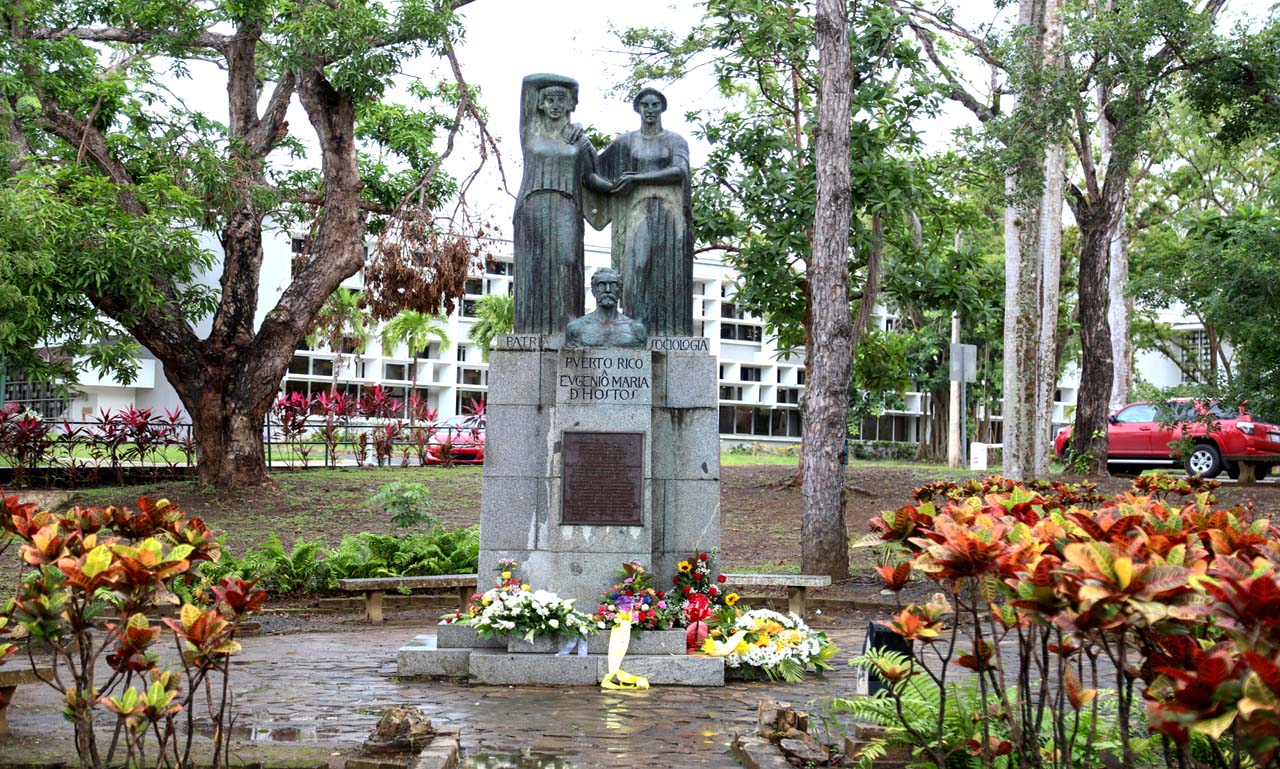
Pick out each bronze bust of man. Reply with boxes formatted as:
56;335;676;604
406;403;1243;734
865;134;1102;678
564;268;647;349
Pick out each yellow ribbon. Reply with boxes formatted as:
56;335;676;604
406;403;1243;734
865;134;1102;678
601;619;649;690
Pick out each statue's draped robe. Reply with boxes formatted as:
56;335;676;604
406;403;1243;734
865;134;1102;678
593;130;694;337
513;130;602;335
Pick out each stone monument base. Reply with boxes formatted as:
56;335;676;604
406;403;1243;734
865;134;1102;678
397;625;725;687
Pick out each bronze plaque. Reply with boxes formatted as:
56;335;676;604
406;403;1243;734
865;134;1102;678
561;432;644;526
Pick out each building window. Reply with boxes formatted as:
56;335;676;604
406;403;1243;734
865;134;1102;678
462;299;479;317
721;324;762;343
485;259;513;276
457;345;468;362
456;389;486;413
719;385;743;401
288;356;309;375
797;370;805;386
457;368;484;386
384;363;407;381
290;237;307;254
777;388;800;405
464;278;484;295
2;369;73;420
311;358;333;377
1181;329;1213;381
741;366;762;382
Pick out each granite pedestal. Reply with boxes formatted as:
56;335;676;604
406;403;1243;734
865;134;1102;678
397;333;722;686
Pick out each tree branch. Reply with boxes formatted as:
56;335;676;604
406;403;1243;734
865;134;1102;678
26;26;229;50
906;21;996;122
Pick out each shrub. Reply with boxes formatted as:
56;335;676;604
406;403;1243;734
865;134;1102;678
369;481;438;530
0;493;264;769
841;475;1280;769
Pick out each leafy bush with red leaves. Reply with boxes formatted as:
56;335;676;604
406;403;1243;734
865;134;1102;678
846;475;1280;769
0;492;264;769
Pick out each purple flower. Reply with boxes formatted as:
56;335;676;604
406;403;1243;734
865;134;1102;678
658;601;667;609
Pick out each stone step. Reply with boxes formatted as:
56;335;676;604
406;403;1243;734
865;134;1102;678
435;624;506;649
398;634;471;678
469;650;725;686
397;635;725;686
507;629;685;655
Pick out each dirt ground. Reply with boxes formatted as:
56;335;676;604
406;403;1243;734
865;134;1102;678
12;462;1280;630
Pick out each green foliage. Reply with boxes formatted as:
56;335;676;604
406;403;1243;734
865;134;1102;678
380;310;449;359
317;529;479;587
196;527;479;594
368;480;438;530
467;293;514;362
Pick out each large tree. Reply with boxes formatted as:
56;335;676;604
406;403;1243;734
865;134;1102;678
896;0;1068;480
0;0;494;487
805;0;854;580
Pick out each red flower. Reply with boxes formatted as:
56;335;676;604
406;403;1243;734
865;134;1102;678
709;587;719;596
717;574;727;583
672;576;680;585
699;553;708;561
683;586;692;596
657;591;665;598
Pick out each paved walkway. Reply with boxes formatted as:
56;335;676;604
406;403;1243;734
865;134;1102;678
4;621;870;768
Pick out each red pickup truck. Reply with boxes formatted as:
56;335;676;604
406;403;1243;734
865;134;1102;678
1054;400;1280;479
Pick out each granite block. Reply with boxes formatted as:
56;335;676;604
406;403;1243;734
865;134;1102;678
556;349;652;407
468;650;598;686
479;476;544;551
651;406;720;481
397;635;472;677
661;479;721;555
493;334;553;353
486;349;544;406
597;654;725;686
551;404;653;450
477;549;532;587
483;404;551;478
509;629;685;656
659;350;718;409
435;624;506;650
517;550;655;610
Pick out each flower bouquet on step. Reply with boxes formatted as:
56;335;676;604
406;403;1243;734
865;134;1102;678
462;560;595;642
669;551;739;628
594;561;680;631
700;607;839;682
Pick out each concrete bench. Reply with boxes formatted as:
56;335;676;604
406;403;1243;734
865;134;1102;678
0;666;54;735
337;574;478;624
1224;455;1277;485
720;573;832;617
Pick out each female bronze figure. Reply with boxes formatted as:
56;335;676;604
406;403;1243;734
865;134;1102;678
596;87;694;337
513;73;610;335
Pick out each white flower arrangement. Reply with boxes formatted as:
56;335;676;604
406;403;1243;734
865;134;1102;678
712;608;839;682
469;584;595;642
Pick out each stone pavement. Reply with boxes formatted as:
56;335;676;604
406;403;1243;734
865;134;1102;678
4;621;870;768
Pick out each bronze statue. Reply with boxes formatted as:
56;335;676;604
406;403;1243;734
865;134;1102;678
564;268;647;349
513;73;611;335
592;87;695;337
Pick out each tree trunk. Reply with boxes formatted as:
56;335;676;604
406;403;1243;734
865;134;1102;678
1108;218;1132;409
801;0;852;580
1001;0;1062;482
1071;209;1116;473
1002;179;1043;481
1034;140;1065;474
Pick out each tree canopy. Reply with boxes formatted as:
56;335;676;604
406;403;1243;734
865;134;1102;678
0;0;495;486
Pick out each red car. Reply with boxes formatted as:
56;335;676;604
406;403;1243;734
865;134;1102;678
1054;401;1280;479
425;415;486;465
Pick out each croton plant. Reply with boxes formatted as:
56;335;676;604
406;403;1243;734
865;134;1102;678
855;474;1280;769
